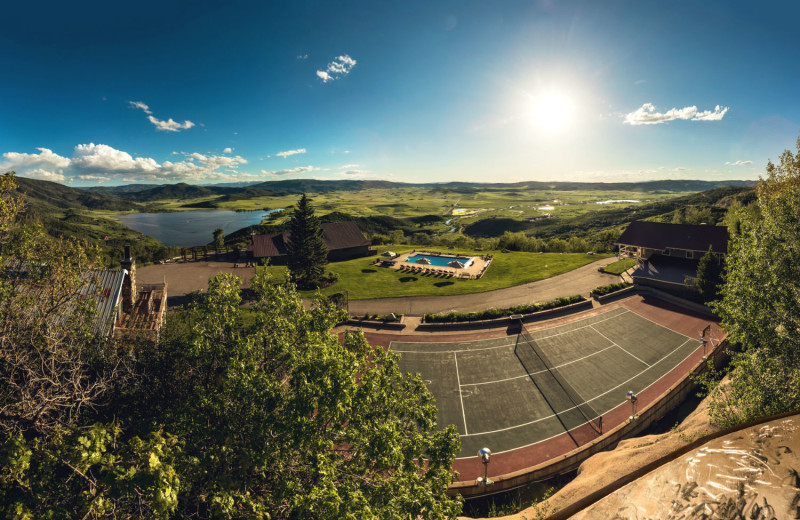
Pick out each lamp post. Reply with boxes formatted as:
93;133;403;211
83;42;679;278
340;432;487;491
700;336;708;361
476;447;494;488
626;391;638;422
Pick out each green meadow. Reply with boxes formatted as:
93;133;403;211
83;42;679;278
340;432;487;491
260;246;609;300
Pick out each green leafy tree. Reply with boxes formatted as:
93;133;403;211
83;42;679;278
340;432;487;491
0;172;178;519
127;271;462;519
695;246;723;302
707;137;800;427
286;194;328;288
213;227;225;249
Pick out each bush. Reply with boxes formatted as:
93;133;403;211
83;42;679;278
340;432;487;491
424;295;585;323
591;281;632;297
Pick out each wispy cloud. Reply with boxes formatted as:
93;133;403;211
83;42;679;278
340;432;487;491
277;148;306;158
128;101;152;114
725;160;753;166
76;174;111;183
297;54;308;60
129;100;196;132
624;103;729;125
260;166;317;176
316;54;356;83
147;115;195;132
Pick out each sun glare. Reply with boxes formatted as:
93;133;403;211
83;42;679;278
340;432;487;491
531;93;573;133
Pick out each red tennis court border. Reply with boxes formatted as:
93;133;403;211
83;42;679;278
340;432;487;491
356;293;727;493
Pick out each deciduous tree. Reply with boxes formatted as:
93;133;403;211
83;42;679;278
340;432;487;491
707;137;800;427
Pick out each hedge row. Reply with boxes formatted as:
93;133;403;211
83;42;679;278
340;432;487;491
424;295;585;323
591;281;632;297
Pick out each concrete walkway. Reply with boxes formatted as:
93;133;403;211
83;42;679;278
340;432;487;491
348;258;623;316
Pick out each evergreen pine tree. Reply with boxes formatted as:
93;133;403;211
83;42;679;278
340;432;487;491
286;194;328;288
696;245;723;302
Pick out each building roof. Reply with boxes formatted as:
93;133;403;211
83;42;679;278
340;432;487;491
616;221;729;254
250;221;369;258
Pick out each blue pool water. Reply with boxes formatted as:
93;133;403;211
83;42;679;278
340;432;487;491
407;254;475;268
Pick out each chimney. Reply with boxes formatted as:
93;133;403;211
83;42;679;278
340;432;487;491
121;245;136;313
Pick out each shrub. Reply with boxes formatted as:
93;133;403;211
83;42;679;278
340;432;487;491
591;281;632;297
424;295;585;323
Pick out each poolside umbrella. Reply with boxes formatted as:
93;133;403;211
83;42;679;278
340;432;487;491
415;257;431;265
448;260;465;269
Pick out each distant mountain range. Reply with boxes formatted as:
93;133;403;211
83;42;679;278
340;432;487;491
11;176;757;212
84;178;757;202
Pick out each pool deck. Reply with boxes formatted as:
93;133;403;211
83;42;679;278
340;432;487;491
388;250;491;279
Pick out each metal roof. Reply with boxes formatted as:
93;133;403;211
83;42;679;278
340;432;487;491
251;221;369;258
616;221;729;254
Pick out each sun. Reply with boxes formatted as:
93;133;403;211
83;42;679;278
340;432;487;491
530;93;573;133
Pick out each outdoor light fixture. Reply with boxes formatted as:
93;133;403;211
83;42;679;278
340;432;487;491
476;447;494;487
700;336;708;361
626;390;638;422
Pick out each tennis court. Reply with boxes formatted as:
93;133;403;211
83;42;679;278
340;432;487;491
390;306;701;459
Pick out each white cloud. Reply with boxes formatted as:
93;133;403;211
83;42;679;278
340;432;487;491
128;101;152;114
2;147;71;169
276;148;307;158
3;144;250;184
297;54;308;60
624;103;729;125
341;169;365;175
223;147;233;154
725;160;753;166
342;150;351;154
316;54;356;83
338;164;360;169
260;166;317;176
129;100;195;132
147;115;195;132
72;143;160;173
20;168;67;182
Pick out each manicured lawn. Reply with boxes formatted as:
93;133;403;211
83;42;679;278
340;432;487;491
602;257;637;274
260;246;609;300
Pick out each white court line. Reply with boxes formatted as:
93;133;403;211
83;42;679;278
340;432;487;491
453;352;468;435
621;306;697;341
459;337;698;438
391;308;631;354
462;344;618;386
589;324;651;367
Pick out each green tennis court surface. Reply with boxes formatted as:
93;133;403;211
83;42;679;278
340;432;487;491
390;307;700;458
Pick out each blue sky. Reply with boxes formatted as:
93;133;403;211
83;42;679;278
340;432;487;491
1;0;798;186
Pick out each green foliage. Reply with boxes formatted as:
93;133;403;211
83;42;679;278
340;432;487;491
286;194;329;288
425;295;584;323
212;227;225;248
708;137;800;427
128;271;462;519
591;281;632;296
695;247;724;302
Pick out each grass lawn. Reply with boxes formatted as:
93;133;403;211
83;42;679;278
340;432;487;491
602;257;637;274
260;246;609;300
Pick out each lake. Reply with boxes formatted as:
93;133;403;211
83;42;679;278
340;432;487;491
117;209;277;246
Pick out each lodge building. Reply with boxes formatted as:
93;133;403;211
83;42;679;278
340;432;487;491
249;221;372;264
615;221;729;296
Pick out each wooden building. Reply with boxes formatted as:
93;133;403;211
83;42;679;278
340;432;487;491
249;221;372;263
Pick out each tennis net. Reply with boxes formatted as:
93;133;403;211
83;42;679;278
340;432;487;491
514;324;602;434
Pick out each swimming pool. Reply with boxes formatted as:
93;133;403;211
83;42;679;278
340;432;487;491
406;253;475;268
